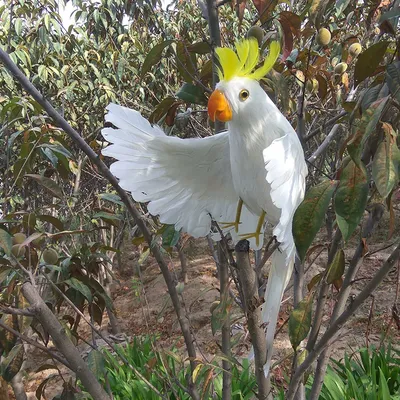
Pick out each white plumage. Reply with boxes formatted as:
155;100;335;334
102;39;307;376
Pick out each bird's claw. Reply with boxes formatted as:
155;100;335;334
238;232;262;247
219;221;241;232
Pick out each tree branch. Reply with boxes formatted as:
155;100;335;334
288;219;397;400
308;124;341;164
21;282;110;400
305;111;348;142
0;47;199;395
309;204;384;399
235;240;270;400
218;244;232;400
0;319;72;370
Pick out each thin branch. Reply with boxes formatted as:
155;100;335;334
306;230;342;353
308;124;341;164
305;111;348;142
218;244;232;400
308;204;384;399
0;305;35;316
0;47;199;392
0;319;72;369
40;271;168;400
287;240;400;400
235;240;270;400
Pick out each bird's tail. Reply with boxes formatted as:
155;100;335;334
261;245;295;376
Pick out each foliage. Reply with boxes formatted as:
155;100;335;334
0;0;400;398
82;335;257;400
307;345;400;400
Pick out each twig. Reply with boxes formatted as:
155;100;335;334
218;244;232;400
0;305;35;316
40;271;168;400
309;204;385;399
305;111;348;142
235;240;270;400
306;230;342;352
287;240;400;400
0;46;199;393
0;319;72;369
308;124;341;164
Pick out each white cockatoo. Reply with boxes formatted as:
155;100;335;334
101;38;307;374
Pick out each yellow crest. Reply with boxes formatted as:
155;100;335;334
215;38;280;82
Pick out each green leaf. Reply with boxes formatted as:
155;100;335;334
14;18;23;36
0;229;13;256
378;367;391;399
372;123;399;198
98;193;124;206
334;160;369;241
87;349;106;378
92;211;123;221
288;295;313;350
176;83;207;105
141;40;173;78
293;180;338;262
354;41;389;86
187;41;210;54
176;41;197;83
380;7;400;23
25;174;63;199
65;278;92;302
37;215;64;231
326;249;345;284
386;63;400;104
162;225;180;248
347;97;389;167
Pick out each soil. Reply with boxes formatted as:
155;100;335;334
6;209;400;399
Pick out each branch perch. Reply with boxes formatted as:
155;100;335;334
0;46;199;398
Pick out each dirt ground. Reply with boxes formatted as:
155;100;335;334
7;210;400;399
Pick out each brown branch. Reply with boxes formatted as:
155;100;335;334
0;305;35;317
218;244;232;400
287;240;400;400
21;282;110;399
0;47;199;395
235;240;270;400
0;319;72;370
308;204;384;400
305;111;348;142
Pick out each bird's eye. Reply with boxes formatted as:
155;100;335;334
239;89;250;101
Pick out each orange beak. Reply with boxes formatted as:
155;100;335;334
207;90;232;122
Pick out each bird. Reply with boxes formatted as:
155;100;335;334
101;37;307;375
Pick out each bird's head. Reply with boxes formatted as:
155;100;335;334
207;38;280;124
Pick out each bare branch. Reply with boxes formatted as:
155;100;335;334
288;236;399;400
235;240;271;400
308;124;341;164
0;319;72;369
0;47;199;390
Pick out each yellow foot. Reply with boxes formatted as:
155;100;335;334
219;221;241;231
238;210;267;247
218;198;244;233
239;232;262;247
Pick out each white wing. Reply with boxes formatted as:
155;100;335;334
102;103;262;248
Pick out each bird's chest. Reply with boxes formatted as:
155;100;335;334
229;129;277;218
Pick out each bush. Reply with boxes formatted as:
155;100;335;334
307;344;400;400
82;335;257;399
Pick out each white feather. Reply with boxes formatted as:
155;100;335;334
102;103;263;248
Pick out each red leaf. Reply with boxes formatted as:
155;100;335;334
252;0;278;23
278;17;293;62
